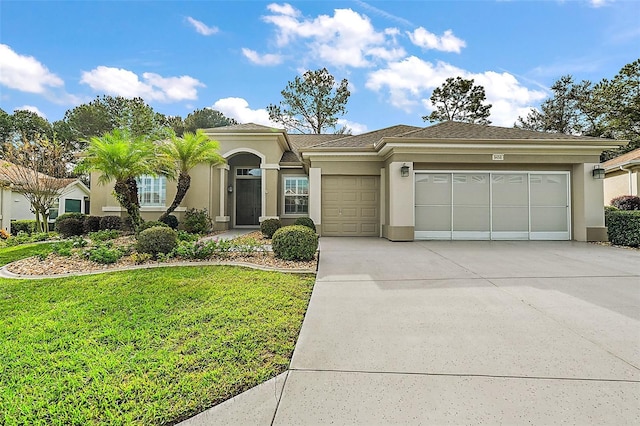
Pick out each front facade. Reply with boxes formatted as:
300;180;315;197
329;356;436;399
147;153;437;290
90;122;624;242
603;147;640;205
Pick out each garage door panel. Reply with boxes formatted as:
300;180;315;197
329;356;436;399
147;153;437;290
415;172;569;240
322;176;380;237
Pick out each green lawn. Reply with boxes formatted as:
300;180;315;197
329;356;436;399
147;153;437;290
0;265;315;425
0;242;56;267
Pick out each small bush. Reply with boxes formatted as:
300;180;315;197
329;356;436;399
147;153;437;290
56;218;85;238
260;218;281;238
137;226;178;256
120;216;135;233
100;215;122;231
159;214;179;230
607;210;640;247
173;239;218;260
87;243;123;264
137;221;169;234
55;212;85;229
610;195;640;211
30;232;50;242
52;241;74;257
5;231;31;247
11;220;37;236
272;225;318;261
177;230;199;242
130;252;153;264
182;208;212;234
83;216;101;234
294;217;316;232
0;229;10;239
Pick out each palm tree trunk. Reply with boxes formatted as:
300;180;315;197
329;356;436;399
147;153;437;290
160;172;190;221
114;178;142;230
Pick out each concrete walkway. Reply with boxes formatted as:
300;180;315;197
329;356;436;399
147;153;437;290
181;238;640;425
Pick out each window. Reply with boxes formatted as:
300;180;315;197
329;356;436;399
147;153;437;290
283;176;308;215
137;175;166;206
65;199;82;213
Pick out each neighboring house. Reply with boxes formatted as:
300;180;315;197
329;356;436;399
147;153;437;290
89;121;624;242
0;161;90;231
603;147;640;205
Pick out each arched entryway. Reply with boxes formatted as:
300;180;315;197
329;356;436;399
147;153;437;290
226;152;263;227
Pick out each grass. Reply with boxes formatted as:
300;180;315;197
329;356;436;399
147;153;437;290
0;266;315;425
0;242;57;267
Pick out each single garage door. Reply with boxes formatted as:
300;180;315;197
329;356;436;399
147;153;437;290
415;172;570;240
322;176;379;236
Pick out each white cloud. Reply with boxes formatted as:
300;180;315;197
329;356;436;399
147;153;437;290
0;44;63;93
337;118;368;135
266;3;300;17
407;27;466;53
262;4;405;67
212;97;279;127
366;56;547;126
242;48;284;66
186;17;219;36
14;105;47;118
80;66;204;102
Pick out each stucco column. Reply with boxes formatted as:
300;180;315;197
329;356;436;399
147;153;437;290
260;163;280;221
386;162;414;241
215;164;230;224
573;163;607;242
309;167;322;229
1;188;12;232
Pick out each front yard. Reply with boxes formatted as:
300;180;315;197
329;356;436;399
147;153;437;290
0;264;315;425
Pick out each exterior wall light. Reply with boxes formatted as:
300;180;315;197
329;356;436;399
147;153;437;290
227;185;233;193
400;164;410;177
592;166;605;180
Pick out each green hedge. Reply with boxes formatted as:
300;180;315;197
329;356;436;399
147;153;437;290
10;220;37;236
606;210;640;247
272;225;318;261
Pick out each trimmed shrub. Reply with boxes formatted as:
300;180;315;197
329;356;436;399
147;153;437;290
137;220;169;234
159;214;179;230
11;220;37;236
54;212;85;229
120;216;135;233
137;226;178;256
83;216;101;233
100;215;122;231
183;208;212;234
611;195;640;211
260;218;281;238
607;210;640;247
87;243;123;264
272;225;318;261
88;229;120;242
294;217;316;232
56;218;85;238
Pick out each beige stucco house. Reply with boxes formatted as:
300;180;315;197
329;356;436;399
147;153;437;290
90;121;625;242
603;147;640;205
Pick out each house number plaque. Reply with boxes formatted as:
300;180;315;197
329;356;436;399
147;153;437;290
492;154;504;161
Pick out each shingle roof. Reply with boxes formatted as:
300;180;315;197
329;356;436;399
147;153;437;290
398;121;607;141
306;125;422;149
603;147;640;169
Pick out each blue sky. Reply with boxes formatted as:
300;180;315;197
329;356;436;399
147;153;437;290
1;0;638;133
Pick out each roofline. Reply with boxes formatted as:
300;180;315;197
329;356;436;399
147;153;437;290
604;159;640;172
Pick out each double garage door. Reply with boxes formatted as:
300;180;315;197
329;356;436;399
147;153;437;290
322;176;379;236
415;172;570;240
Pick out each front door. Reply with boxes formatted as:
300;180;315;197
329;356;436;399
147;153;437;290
236;179;261;226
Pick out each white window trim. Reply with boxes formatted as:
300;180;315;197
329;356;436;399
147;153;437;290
282;175;309;217
137;175;167;207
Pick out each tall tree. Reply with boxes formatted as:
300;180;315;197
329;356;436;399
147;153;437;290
267;68;350;134
423;77;492;125
77;129;173;230
62;96;173;147
158;130;224;221
183;108;237;135
515;75;593;134
1;135;69;232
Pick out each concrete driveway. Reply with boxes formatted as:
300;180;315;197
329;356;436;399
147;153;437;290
182;238;640;425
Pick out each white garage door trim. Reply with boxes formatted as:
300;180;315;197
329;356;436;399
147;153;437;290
414;171;571;241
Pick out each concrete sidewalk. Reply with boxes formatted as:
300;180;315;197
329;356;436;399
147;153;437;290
181;239;640;425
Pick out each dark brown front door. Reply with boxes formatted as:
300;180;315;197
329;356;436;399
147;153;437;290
236;179;261;225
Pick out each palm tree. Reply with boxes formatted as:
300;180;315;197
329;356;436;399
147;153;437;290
159;130;224;221
78;129;173;230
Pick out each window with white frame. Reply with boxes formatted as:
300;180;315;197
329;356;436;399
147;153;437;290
283;176;309;215
137;175;166;206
